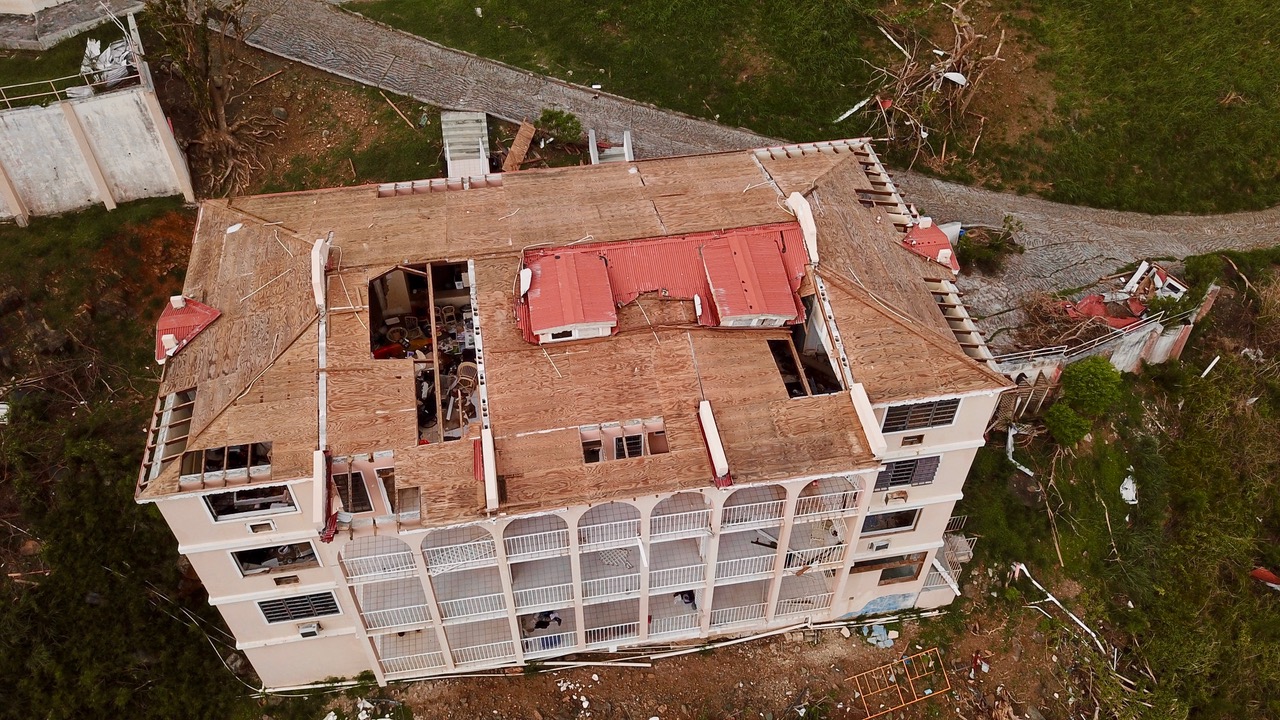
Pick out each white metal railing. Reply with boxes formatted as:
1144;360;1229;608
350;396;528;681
513;582;573;610
452;639;516;666
721;499;785;528
362;604;431;630
650;564;706;590
0;68;142;107
437;592;506;621
922;566;951;592
342;550;418;583
715;555;776;580
585;622;639;647
795;490;860;520
521;631;577;658
776;593;833;617
504;529;570;560
650;509;711;540
380;651;445;675
423;537;497;574
578;518;641;551
582;573;641;600
710;602;766;627
650;613;700;637
946;515;969;533
785;544;846;569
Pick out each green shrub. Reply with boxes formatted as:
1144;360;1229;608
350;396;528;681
1044;402;1090;445
1060;356;1123;417
535;108;584;146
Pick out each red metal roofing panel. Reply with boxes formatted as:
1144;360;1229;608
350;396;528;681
701;235;798;320
902;223;960;273
526;252;616;334
517;222;807;343
154;297;221;364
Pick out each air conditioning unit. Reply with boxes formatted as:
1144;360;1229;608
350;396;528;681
298;622;321;638
868;540;890;552
884;491;909;505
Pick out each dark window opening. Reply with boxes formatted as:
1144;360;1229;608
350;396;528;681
616;434;644;459
900;435;924;447
882;399;961;432
767;339;810;398
205;485;296;520
583;439;603;464
874;456;940;491
258;592;340;623
850;552;927;586
789;296;844;395
862;509;921;535
334;471;373;514
551;330;573;340
234;542;318;576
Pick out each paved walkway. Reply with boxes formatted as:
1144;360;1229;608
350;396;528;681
237;0;1280;343
0;0;141;51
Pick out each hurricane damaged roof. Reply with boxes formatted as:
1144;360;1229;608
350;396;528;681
136;139;1010;524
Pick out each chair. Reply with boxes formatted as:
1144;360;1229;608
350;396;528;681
453;362;479;393
439;304;458;325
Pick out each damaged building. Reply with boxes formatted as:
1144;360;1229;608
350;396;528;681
135;138;1010;689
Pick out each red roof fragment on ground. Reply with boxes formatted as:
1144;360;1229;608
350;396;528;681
1063;294;1145;329
902;222;960;273
154;297;221;364
518;223;807;342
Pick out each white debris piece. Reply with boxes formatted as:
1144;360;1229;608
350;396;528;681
1120;474;1138;505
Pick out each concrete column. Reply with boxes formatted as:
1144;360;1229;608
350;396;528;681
831;473;876;613
566;511;587;648
699;491;725;636
491;525;526;664
636;506;651;641
763;486;800;623
59;102;115;210
0;158;29;226
139;79;196;202
413;544;458;672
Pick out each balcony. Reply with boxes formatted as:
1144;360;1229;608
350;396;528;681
775;593;833;617
585;622;639;648
504;528;570;562
577;518;641;552
582;573;641;602
362;603;432;631
341;550;418;584
650;509;711;542
794;490;860;521
513;582;574;612
710;602;766;628
380;650;446;676
650;564;706;592
423;537;497;575
721;499;785;530
452;639;517;666
649;612;700;638
438;592;507;624
521;630;577;659
785;544;847;571
716;554;777;582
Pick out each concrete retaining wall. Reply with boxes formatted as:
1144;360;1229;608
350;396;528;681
0;79;193;224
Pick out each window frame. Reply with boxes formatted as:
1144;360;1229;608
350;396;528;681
860;508;922;536
874;456;941;491
204;484;298;523
257;591;343;624
880;398;961;433
231;541;321;578
333;470;374;514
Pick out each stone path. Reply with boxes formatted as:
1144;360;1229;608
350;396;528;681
236;0;1280;341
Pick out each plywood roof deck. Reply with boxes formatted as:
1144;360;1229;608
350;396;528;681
142;140;1009;524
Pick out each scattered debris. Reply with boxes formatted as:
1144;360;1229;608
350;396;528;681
1119;468;1138;505
1250;567;1280;592
861;623;895;649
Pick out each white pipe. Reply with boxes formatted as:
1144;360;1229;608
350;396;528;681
1013;562;1106;654
647;622;807;660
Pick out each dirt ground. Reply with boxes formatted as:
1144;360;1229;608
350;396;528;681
298;565;1098;720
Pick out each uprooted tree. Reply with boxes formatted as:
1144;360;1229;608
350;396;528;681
147;0;278;194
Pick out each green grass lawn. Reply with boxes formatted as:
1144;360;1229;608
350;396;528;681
352;0;1280;215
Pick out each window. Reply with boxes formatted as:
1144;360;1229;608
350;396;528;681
258;592;341;623
140;389;197;484
862;509;921;535
881;399;961;432
205;485;296;521
551;330;573;340
850;552;927;586
874;456;940;491
233;542;318;576
180;442;272;484
580;418;668;463
333;471;373;513
396;487;422;517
